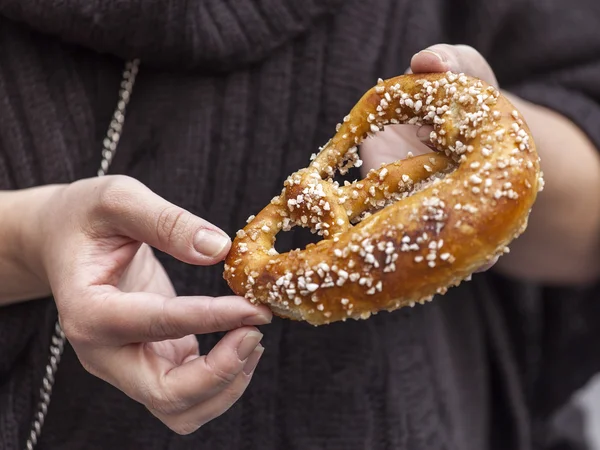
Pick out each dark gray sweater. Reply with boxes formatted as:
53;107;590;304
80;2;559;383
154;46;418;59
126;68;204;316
0;0;599;449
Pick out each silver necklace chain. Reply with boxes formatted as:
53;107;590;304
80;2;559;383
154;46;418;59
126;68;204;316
25;58;140;450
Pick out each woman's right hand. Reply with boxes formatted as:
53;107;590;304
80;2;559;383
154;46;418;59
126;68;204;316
25;175;272;435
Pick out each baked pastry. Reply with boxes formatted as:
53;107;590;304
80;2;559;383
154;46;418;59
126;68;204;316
223;72;543;326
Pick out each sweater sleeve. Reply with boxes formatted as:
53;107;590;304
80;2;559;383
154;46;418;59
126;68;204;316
448;0;600;423
452;0;600;151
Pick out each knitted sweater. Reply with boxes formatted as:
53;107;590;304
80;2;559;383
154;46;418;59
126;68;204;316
0;0;599;449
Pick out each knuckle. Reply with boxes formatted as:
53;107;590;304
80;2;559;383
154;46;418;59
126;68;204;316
147;317;177;341
205;356;238;389
455;44;478;54
154;205;190;249
148;298;184;340
94;175;137;216
60;319;88;347
205;297;233;330
454;44;487;66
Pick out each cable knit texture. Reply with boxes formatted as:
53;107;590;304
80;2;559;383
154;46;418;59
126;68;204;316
0;0;599;449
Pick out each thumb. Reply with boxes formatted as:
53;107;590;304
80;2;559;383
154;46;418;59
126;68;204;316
92;176;230;265
409;44;499;89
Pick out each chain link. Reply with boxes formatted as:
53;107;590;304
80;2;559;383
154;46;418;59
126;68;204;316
25;58;140;450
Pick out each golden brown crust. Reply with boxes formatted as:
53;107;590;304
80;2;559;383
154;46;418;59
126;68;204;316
223;72;543;326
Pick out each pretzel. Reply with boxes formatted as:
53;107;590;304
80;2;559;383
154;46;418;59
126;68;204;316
223;72;543;326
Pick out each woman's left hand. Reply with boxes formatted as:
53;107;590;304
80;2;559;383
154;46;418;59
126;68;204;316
360;44;501;272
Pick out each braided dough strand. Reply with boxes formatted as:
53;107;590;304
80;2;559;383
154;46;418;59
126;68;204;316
223;72;543;326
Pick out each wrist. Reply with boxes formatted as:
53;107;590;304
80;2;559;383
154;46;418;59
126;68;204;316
2;184;65;302
21;184;66;283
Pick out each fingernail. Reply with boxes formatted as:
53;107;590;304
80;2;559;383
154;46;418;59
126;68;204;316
417;49;445;63
243;345;265;376
193;229;230;257
237;331;263;361
242;313;272;326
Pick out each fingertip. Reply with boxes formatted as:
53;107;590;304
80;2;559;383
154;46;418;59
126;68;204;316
222;324;262;341
180;294;272;333
242;345;264;376
243;301;273;325
410;49;449;74
242;314;272;326
216;295;273;323
234;301;273;326
193;228;231;262
206;295;273;326
202;326;261;364
416;125;435;142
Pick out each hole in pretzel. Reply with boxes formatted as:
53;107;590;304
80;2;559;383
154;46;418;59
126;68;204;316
273;224;321;254
273;133;453;254
280;138;456;244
